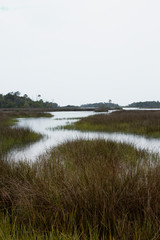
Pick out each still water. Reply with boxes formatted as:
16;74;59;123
9;111;160;161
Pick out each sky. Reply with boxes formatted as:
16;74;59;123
0;0;160;106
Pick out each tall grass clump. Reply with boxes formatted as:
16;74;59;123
65;110;160;137
0;111;42;155
0;127;42;154
1;139;160;239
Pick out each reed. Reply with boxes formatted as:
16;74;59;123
0;111;43;155
0;111;52;123
65;110;160;137
0;139;160;239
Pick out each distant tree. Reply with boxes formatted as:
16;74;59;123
23;94;28;98
37;94;41;100
14;91;21;97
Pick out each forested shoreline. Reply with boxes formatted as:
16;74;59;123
0;92;58;108
1;92;160;109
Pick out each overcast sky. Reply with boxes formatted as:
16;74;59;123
0;0;160;106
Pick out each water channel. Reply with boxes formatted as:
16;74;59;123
9;110;160;161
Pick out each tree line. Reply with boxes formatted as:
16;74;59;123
0;92;58;108
127;101;160;108
81;102;120;109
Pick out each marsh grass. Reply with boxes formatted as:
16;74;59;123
1;138;160;239
0;111;43;155
54;117;81;120
2;111;52;121
64;110;160;138
0;127;42;154
1;110;160;239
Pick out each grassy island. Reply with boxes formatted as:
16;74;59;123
65;110;160;138
0;111;50;154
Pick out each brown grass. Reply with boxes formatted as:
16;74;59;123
0;139;160;239
65;110;160;137
0;111;43;155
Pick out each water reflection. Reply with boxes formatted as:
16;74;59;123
9;111;160;161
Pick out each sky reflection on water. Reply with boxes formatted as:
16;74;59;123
8;111;160;161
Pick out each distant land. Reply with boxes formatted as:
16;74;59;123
0;92;58;108
1;92;160;109
80;102;120;109
126;101;160;108
81;101;160;109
